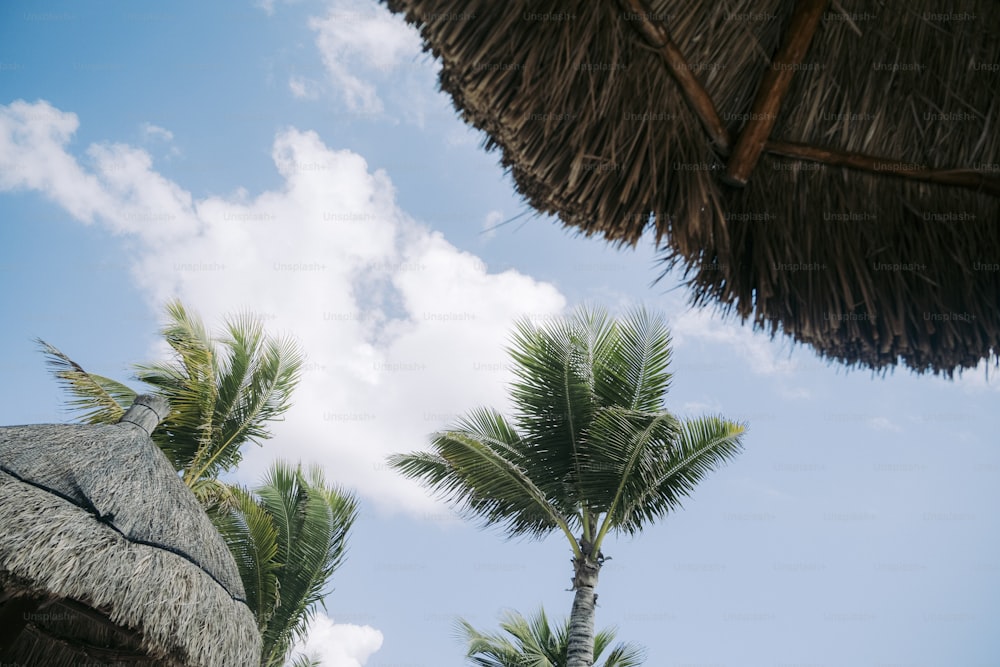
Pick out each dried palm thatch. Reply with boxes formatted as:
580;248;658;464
384;0;1000;375
0;395;260;667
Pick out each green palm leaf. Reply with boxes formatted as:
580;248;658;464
592;308;673;412
458;608;644;667
389;407;578;545
579;408;680;515
208;311;303;476
37;339;136;424
507;312;604;507
611;416;746;535
287;654;321;667
257;463;357;667
128;300;303;482
212;483;281;629
135;300;219;473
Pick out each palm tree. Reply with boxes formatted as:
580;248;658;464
458;607;644;667
39;299;302;503
38;300;356;667
389;306;746;667
213;462;358;667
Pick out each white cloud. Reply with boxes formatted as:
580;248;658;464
289;75;321;100
305;0;434;120
0;100;118;224
141;122;174;142
669;305;802;376
286;614;383;667
0;99;567;516
480;209;503;241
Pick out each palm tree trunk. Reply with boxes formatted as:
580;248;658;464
567;556;601;667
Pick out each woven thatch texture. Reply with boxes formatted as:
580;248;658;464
385;0;1000;374
0;474;260;666
0;412;260;667
0;422;245;598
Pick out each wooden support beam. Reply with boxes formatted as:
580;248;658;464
619;0;732;152
764;140;1000;197
619;0;999;198
723;0;830;186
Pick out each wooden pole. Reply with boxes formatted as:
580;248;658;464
764;140;1000;197
619;0;732;152
723;0;830;186
618;0;998;197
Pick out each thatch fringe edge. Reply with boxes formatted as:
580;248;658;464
0;473;261;667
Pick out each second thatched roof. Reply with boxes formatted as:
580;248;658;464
385;0;1000;375
0;395;260;667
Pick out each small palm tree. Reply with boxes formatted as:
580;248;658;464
390;306;746;667
213;463;358;667
38;301;354;667
39;299;302;502
458;608;644;667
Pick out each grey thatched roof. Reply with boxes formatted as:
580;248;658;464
384;0;1000;375
0;395;260;667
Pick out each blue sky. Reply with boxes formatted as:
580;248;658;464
1;2;998;666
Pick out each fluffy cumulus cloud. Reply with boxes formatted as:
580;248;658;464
304;0;437;122
0;99;566;516
286;615;383;667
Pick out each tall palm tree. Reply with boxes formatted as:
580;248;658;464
39;299;302;502
213;463;358;667
389;307;746;667
458;608;644;667
38;301;355;667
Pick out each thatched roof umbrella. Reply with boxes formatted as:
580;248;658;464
384;0;1000;375
0;395;260;666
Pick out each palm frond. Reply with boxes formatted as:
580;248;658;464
213;310;303;459
456;616;528;667
190;476;239;512
134;300;303;483
37;339;136;424
584;408;680;545
459;608;644;667
212;309;266;435
211;483;280;630
257;463;358;667
388;408;577;543
288;653;322;667
592;308;672;412
136;300;219;474
596;639;646;667
613;416;746;534
506;311;607;516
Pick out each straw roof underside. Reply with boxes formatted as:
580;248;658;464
386;0;1000;375
0;473;260;667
